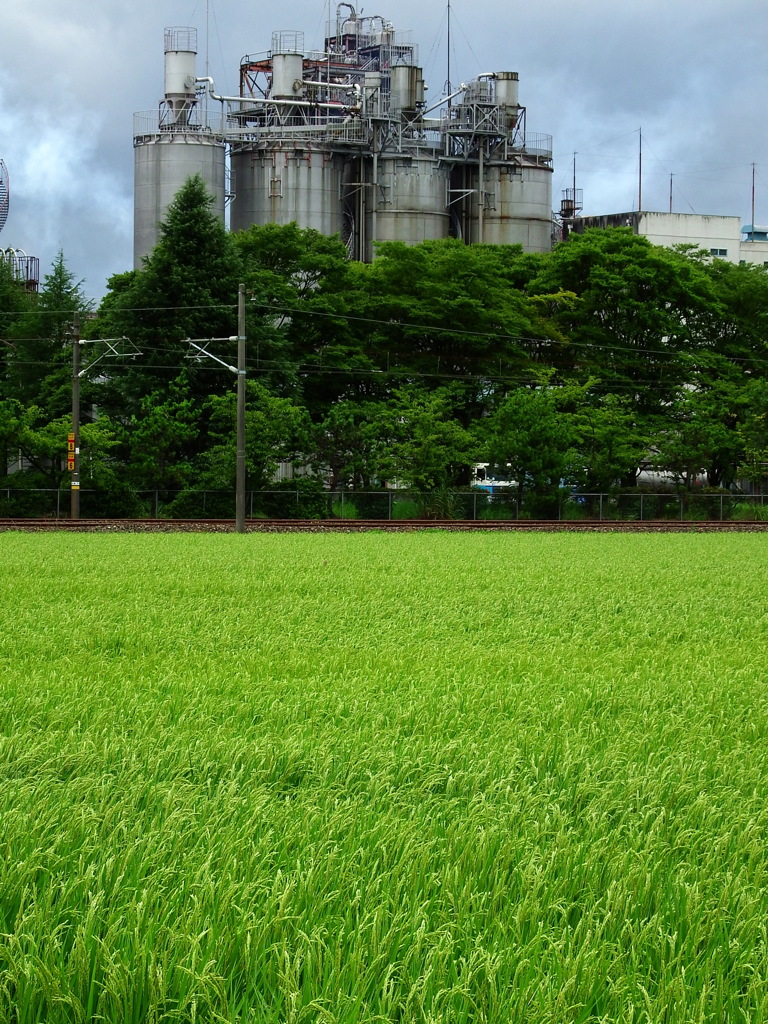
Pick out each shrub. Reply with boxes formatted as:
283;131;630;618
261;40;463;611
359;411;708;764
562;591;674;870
391;497;420;520
331;497;360;520
418;488;466;520
730;500;768;522
255;478;329;520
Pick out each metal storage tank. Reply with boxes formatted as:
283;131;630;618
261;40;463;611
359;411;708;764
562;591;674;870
270;52;305;100
464;157;553;251
134;134;227;265
389;64;424;115
365;153;449;258
229;144;345;236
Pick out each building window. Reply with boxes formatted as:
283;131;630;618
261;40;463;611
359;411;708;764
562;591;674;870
710;248;728;257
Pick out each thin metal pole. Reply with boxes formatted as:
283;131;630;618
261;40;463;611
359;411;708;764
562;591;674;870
447;0;451;102
71;311;80;519
236;283;247;534
478;145;484;243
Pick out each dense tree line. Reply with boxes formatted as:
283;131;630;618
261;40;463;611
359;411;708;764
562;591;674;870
2;174;768;517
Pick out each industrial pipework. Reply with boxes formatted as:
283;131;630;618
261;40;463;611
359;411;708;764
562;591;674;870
133;10;553;266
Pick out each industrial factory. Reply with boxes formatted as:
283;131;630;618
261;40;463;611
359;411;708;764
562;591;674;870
133;6;554;266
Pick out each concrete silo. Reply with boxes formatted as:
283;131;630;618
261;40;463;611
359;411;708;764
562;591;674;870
133;28;227;266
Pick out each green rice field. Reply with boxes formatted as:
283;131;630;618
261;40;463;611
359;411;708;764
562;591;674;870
1;532;768;1023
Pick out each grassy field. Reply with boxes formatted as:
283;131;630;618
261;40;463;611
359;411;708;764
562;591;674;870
1;532;767;1023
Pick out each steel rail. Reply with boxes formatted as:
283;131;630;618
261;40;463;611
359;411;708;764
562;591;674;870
1;518;767;532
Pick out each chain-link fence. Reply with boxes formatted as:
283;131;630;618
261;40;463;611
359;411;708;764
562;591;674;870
1;487;767;522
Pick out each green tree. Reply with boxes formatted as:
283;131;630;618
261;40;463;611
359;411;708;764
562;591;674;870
653;372;745;490
234;221;363;413
0;400;117;492
703;259;768;374
563;388;652;492
527;228;721;413
7;251;92;419
737;378;768;492
200;381;310;493
94;176;245;415
124;376;199;492
311;399;392;490
379;385;479;491
480;384;575;513
341;239;546;419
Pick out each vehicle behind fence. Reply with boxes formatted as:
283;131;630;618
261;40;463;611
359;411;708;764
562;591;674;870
1;486;767;522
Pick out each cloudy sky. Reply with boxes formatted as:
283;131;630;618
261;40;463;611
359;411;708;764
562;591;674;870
2;0;766;299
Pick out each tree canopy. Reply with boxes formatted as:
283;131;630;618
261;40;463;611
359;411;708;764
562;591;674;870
4;179;768;517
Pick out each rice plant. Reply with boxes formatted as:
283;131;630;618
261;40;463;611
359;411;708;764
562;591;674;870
1;533;767;1022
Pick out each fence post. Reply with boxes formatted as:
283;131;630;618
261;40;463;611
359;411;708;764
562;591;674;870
388;491;393;520
599;493;603;521
680;495;684;521
341;491;345;519
473;492;477;521
640;494;644;522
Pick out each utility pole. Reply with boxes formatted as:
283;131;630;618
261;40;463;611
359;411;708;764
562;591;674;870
70;311;81;519
69;329;139;520
236;283;247;534
184;286;247;532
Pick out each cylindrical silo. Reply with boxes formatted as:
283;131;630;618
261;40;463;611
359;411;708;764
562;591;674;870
163;27;198;126
229;143;345;236
465;159;553;252
389;65;425;116
493;72;519;107
271;52;304;100
365;153;449;258
494;72;521;131
134;133;227;266
133;27;227;266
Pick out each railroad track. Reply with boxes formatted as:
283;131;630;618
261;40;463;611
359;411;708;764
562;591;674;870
1;518;767;532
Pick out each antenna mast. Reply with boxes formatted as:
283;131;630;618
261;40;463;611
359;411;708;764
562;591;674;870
205;0;210;80
447;0;452;106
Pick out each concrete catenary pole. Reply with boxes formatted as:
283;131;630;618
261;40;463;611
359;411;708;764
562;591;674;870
70;311;81;519
235;283;246;533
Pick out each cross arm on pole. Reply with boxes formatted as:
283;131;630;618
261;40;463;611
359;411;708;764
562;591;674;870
184;338;238;374
77;337;141;377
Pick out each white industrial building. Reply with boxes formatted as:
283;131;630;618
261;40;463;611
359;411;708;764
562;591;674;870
571;210;768;267
133;8;554;266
